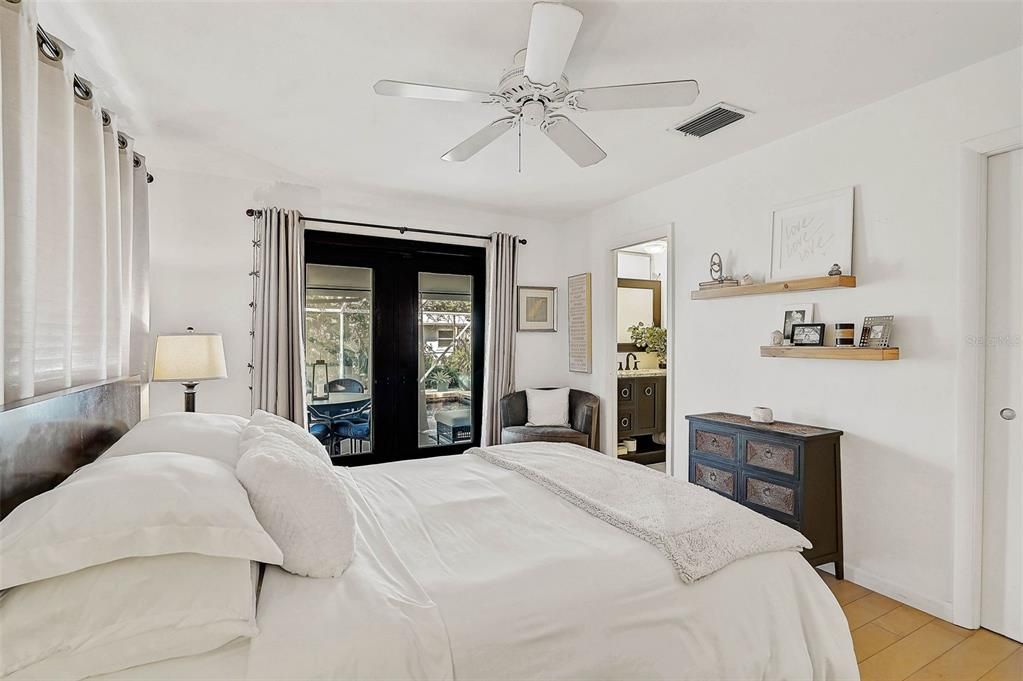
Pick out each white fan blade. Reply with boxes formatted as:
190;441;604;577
572;80;700;111
374;80;494;104
524;2;583;86
442;118;517;162
543;115;606;167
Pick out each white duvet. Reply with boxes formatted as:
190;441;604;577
100;454;857;681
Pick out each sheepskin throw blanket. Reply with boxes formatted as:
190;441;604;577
469;442;810;583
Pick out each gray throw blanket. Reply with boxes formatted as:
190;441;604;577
469;442;811;583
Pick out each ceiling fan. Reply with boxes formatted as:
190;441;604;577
373;1;700;169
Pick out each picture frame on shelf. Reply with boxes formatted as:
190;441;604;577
782;303;815;343
516;286;558;332
769;187;854;281
791;323;826;346
859;315;895;348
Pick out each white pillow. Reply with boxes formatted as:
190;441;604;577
100;412;248;467
0;452;282;590
525;388;571;427
236;433;355;578
0;554;258;680
244;409;331;466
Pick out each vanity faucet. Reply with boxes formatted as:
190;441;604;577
624;352;639;371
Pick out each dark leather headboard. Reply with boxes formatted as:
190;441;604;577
0;377;141;519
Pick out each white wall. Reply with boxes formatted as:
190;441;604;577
147;171;573;416
559;48;1022;619
147;45;1020;624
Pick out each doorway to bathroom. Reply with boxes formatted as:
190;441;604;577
610;235;673;474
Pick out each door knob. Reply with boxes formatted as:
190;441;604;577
1001;407;1017;421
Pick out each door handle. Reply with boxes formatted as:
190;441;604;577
1001;407;1017;421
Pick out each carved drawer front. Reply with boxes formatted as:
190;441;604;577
618;408;634;435
745;476;797;518
693;462;736;498
618;379;635;405
744;439;798;477
693;429;736;460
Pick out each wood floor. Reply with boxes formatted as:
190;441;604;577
818;570;1021;681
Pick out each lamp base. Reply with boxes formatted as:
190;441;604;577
182;382;199;413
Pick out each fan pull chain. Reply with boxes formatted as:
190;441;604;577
517;117;523;174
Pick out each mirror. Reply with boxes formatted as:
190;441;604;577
617;278;661;352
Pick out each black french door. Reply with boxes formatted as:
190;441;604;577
305;231;485;465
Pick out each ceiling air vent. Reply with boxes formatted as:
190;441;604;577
671;103;751;138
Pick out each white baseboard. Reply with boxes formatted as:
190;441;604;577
817;562;955;623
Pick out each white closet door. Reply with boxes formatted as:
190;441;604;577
981;148;1022;642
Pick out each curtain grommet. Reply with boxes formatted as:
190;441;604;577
146;173;154;184
101;110;112;127
36;27;63;62
73;76;93;102
117;133;128;150
133;154;141;168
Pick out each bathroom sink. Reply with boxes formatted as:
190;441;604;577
617;368;667;377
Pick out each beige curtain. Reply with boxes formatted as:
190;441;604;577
1;0;150;405
252;208;306;425
481;233;518;446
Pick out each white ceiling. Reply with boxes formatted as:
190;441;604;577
43;1;1022;220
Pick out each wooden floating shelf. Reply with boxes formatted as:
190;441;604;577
760;346;900;361
691;275;856;300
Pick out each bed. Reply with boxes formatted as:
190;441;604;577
0;379;858;680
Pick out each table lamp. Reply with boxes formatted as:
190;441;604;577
152;327;228;412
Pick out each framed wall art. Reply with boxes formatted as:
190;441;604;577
517;286;557;332
770;187;854;281
567;274;592;373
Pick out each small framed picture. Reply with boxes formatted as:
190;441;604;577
782;303;815;343
791;323;826;346
517;286;558;332
859;315;894;348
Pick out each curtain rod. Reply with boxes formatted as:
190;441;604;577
244;209;526;245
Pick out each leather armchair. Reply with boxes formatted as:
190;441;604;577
499;388;600;450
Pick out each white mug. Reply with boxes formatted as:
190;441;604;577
751;406;774;424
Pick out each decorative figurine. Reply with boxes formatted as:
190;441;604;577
710;252;724;282
770;329;784;346
751;406;775;424
698;252;739;290
741;273;755;286
828;263;843;276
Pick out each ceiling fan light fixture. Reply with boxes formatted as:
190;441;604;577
521;100;546;126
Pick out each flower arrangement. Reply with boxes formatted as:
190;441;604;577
627;322;667;366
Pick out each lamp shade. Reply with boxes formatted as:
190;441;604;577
152;332;228;382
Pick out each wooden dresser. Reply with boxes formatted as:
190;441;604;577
685;412;844;578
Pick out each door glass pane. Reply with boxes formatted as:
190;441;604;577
305;265;373;457
418;273;473;448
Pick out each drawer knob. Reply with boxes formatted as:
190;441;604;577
644;386;653;396
765;449;774;459
621;417;630;427
710;437;718;444
709;472;717;482
621;388;630;398
763;488;772;497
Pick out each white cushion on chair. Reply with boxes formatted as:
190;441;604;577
525;388;571;427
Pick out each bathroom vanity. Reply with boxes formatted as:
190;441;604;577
616;368;667;465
